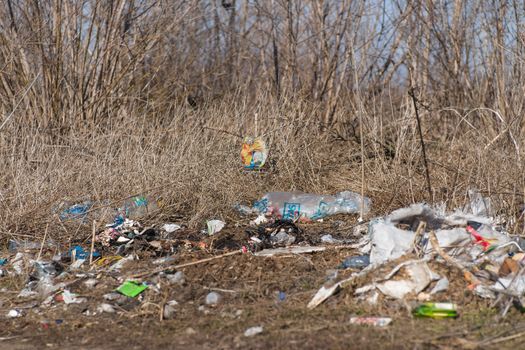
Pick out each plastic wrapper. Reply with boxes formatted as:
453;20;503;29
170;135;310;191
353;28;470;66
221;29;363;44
241;137;267;169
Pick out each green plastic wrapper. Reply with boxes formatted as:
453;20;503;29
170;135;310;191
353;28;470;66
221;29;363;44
117;281;148;297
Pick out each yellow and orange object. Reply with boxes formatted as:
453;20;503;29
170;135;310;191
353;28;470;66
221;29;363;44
241;136;268;169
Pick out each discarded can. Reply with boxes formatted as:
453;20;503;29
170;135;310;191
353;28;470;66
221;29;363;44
350;316;392;327
413;302;458;318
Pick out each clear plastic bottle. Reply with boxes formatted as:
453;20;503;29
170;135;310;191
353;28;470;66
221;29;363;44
253;191;371;221
112;196;158;223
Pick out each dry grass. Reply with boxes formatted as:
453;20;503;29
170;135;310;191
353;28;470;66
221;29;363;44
0;1;524;245
0;93;523;246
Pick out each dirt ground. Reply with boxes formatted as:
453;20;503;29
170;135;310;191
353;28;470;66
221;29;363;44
1;217;525;350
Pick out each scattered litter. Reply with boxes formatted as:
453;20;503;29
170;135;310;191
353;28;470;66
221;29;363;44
413;302;458;318
59;201;92;221
492;276;525;296
61;290;87;304
116;196;156;220
83;278;98;288
163;223;182;233
205;292;222;305
321;234;342;244
244;325;264;337
366;220;415;265
97;303;115;313
95;256;122;267
375;262;434;299
253;191;370;221
69;259;85;270
109;255;135;271
339;255;370;269
12;253;25;275
103;292;128;304
430;277;449;295
33;260;64;279
350;317;392;327
246;220;303;248
68;246;100;260
165;271;185;285
3;188;525;341
8;239;48;253
250;214;268;226
153;257;176;265
7;309;22;318
163;300;178;319
117;281;148;298
207;220;225;236
270;230;296;246
309;192;525;311
241;136;267;170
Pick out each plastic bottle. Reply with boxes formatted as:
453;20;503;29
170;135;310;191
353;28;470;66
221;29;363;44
413;302;458;318
110;196;158;225
253;191;371;221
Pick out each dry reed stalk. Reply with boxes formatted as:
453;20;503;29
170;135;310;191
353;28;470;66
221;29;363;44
129;250;243;279
36;223;49;261
89;220;96;265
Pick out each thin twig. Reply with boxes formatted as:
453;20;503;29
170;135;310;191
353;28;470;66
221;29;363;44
36;223;49;261
429;230;480;285
202;126;243;139
412;221;427;256
89;220;96;265
129;250;243;279
0;72;41;132
409;88;432;201
482;330;525;346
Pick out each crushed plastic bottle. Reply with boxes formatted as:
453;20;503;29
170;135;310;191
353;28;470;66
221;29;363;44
413;302;458;318
111;196;158;225
9;239;48;253
253;191;371;221
339;255;370;269
123;196;151;218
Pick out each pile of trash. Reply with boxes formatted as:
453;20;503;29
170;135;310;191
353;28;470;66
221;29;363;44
308;190;525;319
2;188;524;327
